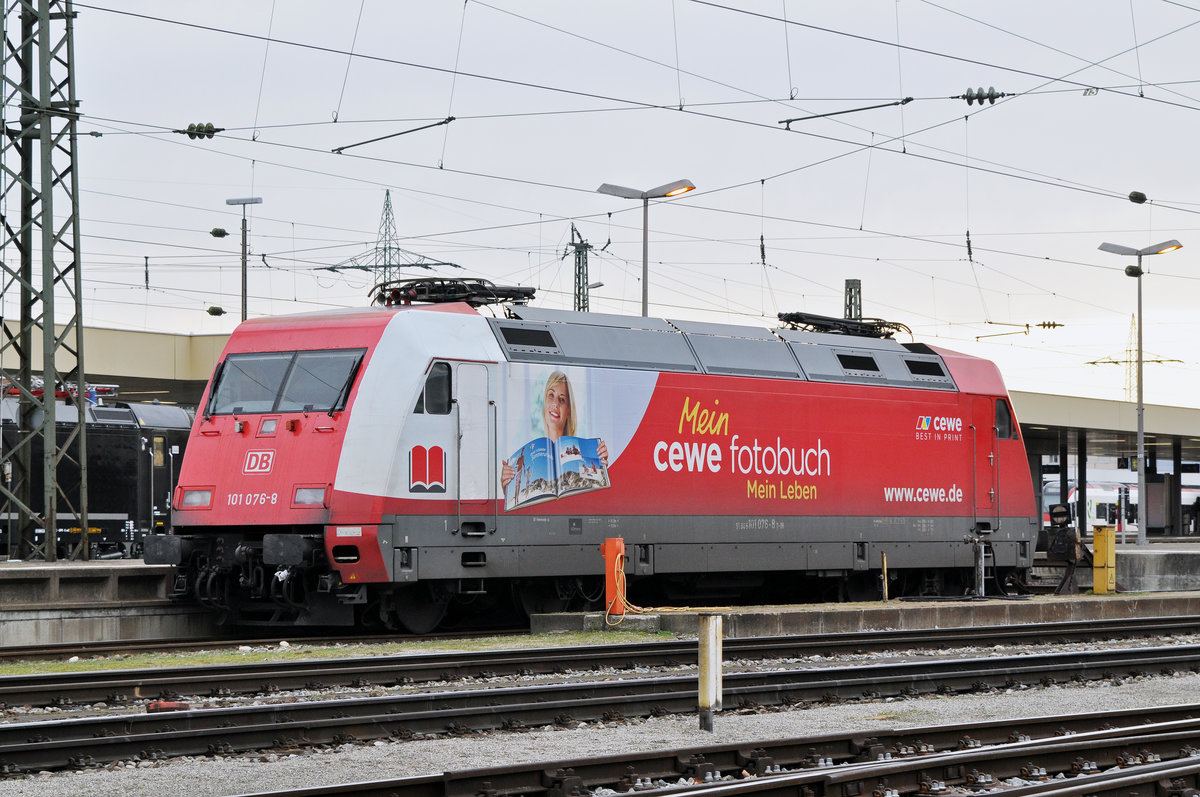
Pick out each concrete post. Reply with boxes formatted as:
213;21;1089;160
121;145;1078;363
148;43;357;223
698;613;722;732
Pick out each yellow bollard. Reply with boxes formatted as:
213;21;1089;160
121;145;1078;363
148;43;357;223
1093;526;1116;594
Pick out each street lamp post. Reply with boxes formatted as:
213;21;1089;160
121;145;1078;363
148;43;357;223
225;197;263;321
1098;238;1183;545
596;179;695;317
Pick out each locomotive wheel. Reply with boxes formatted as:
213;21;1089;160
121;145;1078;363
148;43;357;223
392;584;450;634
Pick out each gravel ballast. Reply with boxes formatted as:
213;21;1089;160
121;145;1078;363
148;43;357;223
1;673;1196;797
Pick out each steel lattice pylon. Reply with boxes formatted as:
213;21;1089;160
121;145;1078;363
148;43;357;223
0;0;88;561
565;223;591;311
844;278;862;321
325;190;462;285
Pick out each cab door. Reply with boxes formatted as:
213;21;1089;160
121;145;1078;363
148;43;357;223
972;397;999;532
454;362;495;534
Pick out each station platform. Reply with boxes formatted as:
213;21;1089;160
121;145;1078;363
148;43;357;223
0;558;216;646
531;591;1200;636
3;538;1200;646
533;541;1200;637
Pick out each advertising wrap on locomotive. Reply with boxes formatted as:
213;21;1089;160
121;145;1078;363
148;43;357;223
145;291;1038;632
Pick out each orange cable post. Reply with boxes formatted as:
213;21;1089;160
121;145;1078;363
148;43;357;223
602;537;625;617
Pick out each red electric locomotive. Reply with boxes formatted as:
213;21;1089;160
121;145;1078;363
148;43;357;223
145;279;1039;631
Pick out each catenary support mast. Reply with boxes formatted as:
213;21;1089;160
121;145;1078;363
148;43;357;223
0;0;88;561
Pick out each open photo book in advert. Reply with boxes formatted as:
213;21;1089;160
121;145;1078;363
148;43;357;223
504;436;609;510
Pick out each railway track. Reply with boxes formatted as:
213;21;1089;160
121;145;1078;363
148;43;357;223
2;643;1199;774
4;612;1197;665
234;704;1200;797
3;615;1198;708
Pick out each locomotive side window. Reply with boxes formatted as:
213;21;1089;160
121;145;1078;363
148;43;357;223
152;436;165;468
209;348;365;414
414;362;451;415
995;399;1016;439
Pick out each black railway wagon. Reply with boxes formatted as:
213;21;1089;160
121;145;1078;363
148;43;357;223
0;399;193;558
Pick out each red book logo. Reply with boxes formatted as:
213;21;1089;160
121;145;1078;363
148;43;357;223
410;445;446;493
244;450;275;474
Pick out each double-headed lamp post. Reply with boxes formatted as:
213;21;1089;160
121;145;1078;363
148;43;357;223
1098;238;1183;545
226;197;263;321
596;179;695;317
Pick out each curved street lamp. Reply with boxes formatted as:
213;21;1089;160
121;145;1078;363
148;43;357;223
1098;238;1183;545
596;179;695;317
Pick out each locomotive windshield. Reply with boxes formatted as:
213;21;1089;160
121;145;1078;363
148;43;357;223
207;348;365;415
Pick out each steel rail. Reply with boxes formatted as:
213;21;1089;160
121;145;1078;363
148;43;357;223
4;613;1199;663
233;709;1200;797
2;644;1200;773
4;615;1198;708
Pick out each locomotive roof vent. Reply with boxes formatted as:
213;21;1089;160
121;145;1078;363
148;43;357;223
370;277;535;308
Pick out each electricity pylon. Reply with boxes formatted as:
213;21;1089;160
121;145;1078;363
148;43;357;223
0;0;89;561
324;190;461;285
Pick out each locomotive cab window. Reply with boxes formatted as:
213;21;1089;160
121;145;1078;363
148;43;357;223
995;399;1016;439
414;362;451;415
208;348;365;415
276;349;364;413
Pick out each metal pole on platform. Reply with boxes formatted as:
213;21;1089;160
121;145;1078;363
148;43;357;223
225;197;263;322
698;613;723;732
1099;237;1183;546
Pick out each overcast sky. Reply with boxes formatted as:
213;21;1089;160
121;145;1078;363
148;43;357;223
34;1;1200;405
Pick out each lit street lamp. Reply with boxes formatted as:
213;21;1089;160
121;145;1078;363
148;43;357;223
1098;238;1183;545
225;197;263;321
596;179;695;317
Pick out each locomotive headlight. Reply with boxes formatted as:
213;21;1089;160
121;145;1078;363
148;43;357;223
179;488;212;508
294;487;325;506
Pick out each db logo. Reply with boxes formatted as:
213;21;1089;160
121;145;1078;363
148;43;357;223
243;450;275;474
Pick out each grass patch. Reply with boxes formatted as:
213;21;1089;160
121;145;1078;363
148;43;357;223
0;629;672;677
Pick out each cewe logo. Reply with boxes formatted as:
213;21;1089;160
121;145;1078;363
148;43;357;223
410;444;446;493
243;449;276;474
915;416;932;431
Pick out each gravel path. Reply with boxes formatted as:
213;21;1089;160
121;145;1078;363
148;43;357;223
1;672;1196;797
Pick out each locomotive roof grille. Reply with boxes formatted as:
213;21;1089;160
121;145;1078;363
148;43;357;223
905;359;947;378
489;307;957;391
499;326;558;350
836;353;881;373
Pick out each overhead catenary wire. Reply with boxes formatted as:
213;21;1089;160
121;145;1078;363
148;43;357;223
250;0;277;142
58;0;1200;355
333;0;367;122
